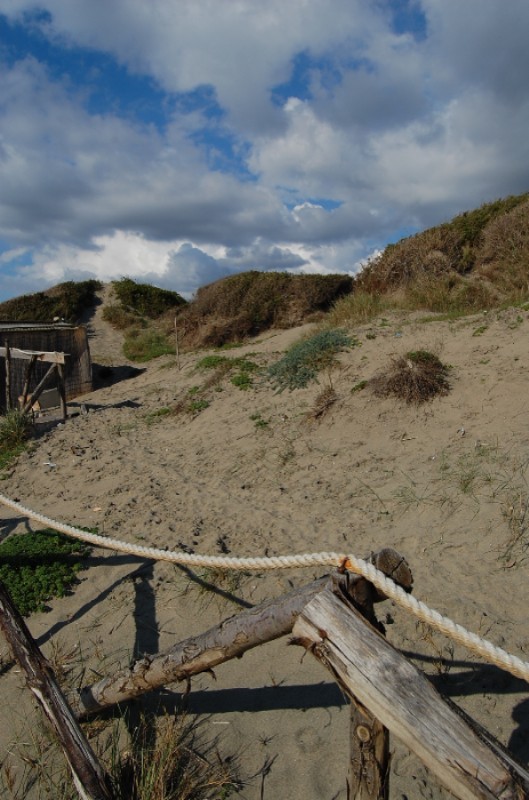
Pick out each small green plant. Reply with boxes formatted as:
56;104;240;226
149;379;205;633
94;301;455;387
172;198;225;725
231;372;252;390
0;530;91;615
0;410;32;473
472;325;488;336
351;380;368;394
268;329;357;392
188;399;210;414
250;413;270;430
144;407;172;425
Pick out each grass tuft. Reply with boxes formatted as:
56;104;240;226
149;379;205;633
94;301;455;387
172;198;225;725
268;329;356;392
371;350;450;405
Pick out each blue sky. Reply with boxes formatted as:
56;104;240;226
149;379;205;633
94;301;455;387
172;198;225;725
1;0;528;302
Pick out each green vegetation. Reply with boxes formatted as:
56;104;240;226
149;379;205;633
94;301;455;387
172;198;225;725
328;192;529;328
112;277;186;318
144;407;172;425
0;410;32;473
351;380;368;394
268;329;356;391
0;530;91;615
0;280;102;323
250;412;270;429
123;329;175;362
196;354;260;391
371;350;450;405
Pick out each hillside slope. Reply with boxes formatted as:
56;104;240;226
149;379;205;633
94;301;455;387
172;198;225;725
1;301;529;798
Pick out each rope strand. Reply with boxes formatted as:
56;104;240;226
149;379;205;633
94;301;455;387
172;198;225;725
1;491;529;683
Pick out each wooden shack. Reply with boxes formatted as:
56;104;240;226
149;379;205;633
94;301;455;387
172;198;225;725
0;322;92;412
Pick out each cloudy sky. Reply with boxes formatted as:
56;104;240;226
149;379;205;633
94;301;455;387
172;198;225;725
1;0;528;302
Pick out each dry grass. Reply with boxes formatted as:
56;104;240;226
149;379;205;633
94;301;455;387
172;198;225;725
370;350;450;405
177;271;353;348
308;386;338;419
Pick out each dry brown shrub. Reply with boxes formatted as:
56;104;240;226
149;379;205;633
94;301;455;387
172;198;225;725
371;350;450;405
176;271;353;348
308;386;338;419
357;226;462;294
477;200;529;295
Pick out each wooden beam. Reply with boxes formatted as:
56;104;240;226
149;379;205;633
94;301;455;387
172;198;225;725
71;549;411;719
23;363;58;415
292;588;529;800
0;347;66;365
0;581;114;800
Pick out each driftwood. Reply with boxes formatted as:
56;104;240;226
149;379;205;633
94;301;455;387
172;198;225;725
292;587;529;800
71;548;411;718
0;581;113;800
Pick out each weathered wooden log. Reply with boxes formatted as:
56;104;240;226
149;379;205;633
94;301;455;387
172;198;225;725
72;574;329;717
0;581;114;800
71;548;412;718
292;587;529;800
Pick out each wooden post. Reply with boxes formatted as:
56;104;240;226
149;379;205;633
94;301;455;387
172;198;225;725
5;340;12;411
20;354;37;408
0;581;114;800
335;574;389;799
57;363;67;421
23;363;58;414
292;588;529;800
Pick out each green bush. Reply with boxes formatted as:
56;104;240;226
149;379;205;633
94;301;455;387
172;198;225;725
268;329;357;391
113;278;186;319
0;530;91;615
123;329;175;362
0;279;102;323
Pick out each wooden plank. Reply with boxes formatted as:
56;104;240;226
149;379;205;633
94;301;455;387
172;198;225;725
0;347;66;364
293;588;529;800
5;340;12;410
57;363;67;421
23;363;57;415
0;581;114;800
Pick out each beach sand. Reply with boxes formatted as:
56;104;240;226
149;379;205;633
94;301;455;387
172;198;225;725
1;290;529;798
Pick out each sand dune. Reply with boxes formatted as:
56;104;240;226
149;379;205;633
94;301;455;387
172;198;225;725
1;295;529;798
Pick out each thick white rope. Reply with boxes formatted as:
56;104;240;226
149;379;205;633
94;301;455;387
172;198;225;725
1;491;529;684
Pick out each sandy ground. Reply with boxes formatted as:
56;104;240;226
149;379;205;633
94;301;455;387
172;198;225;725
1;290;529;798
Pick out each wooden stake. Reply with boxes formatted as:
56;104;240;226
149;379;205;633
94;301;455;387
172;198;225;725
57;363;67;421
0;581;114;800
23;363;57;414
5;340;12;411
20;354;37;409
293;588;529;800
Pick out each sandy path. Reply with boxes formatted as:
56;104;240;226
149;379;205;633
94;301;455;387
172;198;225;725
1;302;529;798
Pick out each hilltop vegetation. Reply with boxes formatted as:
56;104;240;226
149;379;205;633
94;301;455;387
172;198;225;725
2;191;529;356
176;271;353;347
330;192;529;326
0;279;102;323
